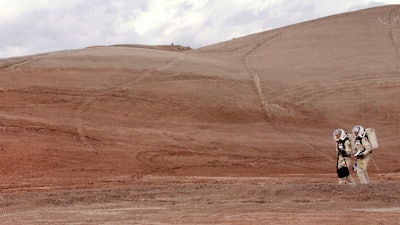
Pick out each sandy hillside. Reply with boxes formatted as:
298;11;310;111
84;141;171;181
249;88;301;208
0;5;399;225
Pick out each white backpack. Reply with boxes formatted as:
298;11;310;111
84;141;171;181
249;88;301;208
365;128;379;149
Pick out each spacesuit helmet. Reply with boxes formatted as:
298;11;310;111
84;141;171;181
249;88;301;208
352;125;365;138
333;128;346;141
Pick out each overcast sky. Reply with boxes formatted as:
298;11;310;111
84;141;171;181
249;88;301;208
0;0;397;58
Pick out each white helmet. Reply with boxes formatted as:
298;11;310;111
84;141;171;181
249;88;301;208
352;125;365;138
333;128;346;141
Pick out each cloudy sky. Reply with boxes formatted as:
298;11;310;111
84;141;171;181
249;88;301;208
0;0;397;58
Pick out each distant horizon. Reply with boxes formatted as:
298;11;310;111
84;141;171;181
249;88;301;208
1;1;397;58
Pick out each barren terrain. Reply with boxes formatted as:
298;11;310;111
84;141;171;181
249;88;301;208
0;5;399;224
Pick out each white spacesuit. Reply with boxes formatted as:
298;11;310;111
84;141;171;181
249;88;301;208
352;125;373;184
333;128;356;185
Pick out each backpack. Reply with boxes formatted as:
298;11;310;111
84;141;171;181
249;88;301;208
365;128;379;149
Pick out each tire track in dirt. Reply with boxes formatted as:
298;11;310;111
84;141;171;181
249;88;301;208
377;6;400;61
389;7;400;61
272;7;400;108
271;73;400;106
261;72;400;165
128;51;297;178
243;35;279;122
0;53;50;71
0;57;33;70
74;97;97;150
242;31;335;164
73;52;184;152
133;145;293;180
117;53;214;178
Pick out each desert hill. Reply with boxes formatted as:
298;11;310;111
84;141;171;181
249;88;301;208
0;5;399;224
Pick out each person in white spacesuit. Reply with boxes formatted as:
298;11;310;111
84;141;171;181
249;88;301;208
333;128;356;185
352;125;373;184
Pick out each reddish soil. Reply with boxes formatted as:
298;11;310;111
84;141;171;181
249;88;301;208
0;5;399;224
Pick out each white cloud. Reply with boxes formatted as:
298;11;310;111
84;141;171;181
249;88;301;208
0;0;395;58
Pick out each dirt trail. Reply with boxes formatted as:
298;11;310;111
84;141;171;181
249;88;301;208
389;7;400;60
243;34;280;122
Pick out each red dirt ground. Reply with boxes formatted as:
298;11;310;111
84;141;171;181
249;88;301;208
0;5;399;224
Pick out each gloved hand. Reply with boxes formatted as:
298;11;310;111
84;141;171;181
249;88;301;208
339;149;347;156
356;153;364;159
